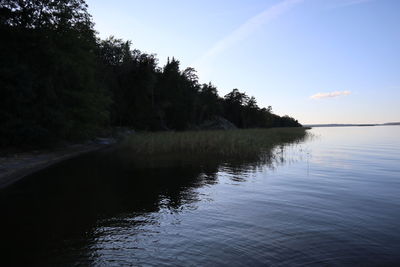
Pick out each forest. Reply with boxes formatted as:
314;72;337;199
0;0;301;148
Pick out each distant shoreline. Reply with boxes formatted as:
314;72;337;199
304;123;400;128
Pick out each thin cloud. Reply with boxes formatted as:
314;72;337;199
310;91;351;100
327;0;374;9
193;0;304;68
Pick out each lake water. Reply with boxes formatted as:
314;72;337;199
1;126;400;266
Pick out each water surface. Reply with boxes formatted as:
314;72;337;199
1;126;400;266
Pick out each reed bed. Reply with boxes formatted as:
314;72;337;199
118;128;309;159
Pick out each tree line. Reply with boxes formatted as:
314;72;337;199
0;0;301;148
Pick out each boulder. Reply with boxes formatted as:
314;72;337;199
198;116;237;130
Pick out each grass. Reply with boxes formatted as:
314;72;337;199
116;128;309;164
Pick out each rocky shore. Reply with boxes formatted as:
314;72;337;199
0;143;111;189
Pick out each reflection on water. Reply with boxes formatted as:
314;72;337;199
1;127;400;266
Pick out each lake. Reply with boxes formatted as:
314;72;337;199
1;126;400;266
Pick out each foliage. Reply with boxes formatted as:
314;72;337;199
0;0;302;148
0;0;109;146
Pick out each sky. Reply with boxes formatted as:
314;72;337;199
87;0;400;124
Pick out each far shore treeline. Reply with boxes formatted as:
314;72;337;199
0;0;301;148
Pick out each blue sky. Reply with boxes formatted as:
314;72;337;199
87;0;400;124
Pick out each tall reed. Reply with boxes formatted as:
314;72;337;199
117;128;309;160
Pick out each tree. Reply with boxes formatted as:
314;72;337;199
193;83;222;124
155;58;197;130
223;89;249;128
0;0;93;30
0;0;109;146
0;0;302;148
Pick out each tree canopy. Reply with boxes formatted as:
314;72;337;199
0;0;302;148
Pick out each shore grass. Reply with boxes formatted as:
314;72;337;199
117;128;309;160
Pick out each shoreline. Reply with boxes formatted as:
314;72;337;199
0;143;111;189
0;127;307;190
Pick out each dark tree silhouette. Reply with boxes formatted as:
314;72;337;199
0;0;302;148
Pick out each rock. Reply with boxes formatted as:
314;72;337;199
198;116;237;130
